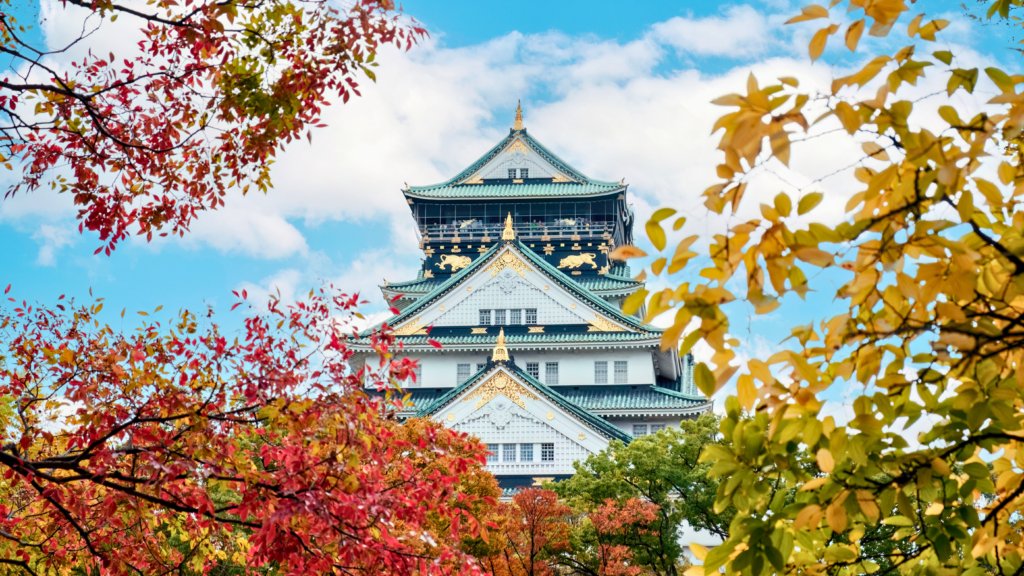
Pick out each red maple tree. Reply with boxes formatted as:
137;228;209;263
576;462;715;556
482;488;571;576
0;0;424;251
0;285;493;575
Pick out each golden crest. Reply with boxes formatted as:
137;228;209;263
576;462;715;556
465;372;538;409
489;250;528;277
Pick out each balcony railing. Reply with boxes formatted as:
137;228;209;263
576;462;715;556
419;221;615;243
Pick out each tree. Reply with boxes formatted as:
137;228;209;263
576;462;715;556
620;1;1024;574
0;286;494;575
0;0;423;251
480;488;571;576
553;415;729;576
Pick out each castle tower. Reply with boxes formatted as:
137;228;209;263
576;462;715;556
357;104;709;491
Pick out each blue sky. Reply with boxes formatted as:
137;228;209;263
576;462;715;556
0;0;1015;394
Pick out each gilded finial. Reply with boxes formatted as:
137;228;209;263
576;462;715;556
492;327;509;362
502;212;515;241
513;100;524;131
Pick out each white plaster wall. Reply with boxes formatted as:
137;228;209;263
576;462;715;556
509;349;654;386
363;349;656;388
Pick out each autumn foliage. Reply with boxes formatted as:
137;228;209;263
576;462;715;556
0;287;493;575
0;0;424;251
624;0;1024;574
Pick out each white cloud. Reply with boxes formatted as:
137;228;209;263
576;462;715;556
32;223;74;266
649;6;774;57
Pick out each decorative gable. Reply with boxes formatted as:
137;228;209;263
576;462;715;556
392;244;635;333
457;135;576;184
428;365;619;474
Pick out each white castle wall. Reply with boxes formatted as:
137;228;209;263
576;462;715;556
391;349;655;388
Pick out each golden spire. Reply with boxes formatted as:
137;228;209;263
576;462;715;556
513;100;524;131
502;212;515;241
493;328;509;362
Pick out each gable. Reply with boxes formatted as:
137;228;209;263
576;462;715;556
398;246;634;332
457;136;576;184
430;367;616;455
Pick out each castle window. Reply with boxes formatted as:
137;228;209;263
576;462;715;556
650;424;666;433
508;168;517;179
614;361;628;384
520;443;534;462
545;362;559;385
519;168;529;179
479;309;491;325
525;308;537;325
594;361;608;384
503;444;517;462
632;424;648;437
541;443;554;462
526;362;540;379
487;444;498;463
509;309;522;324
457;363;471;384
494;309;506;325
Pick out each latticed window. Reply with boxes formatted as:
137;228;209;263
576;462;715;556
503;444;516;462
650;424;666;433
487;444;498;462
545;362;559;385
494;309;506;325
508;168;517;179
614;360;628;384
594;361;608;384
479;309;491;325
525;308;537;324
509;309;522;324
526;362;540;379
520;443;533;462
519;168;529;179
457;363;471;384
541;443;554;462
633;424;648;437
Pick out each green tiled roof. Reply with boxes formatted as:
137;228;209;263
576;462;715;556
420;362;633;443
405;181;623;200
382;272;641;298
558;386;707;412
390;332;658;346
404;128;623;200
383;384;706;415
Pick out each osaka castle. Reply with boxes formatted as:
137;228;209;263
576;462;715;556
355;104;711;490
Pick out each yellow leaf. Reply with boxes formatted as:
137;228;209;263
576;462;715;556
795;504;823;529
925;501;944;516
861;141;889;161
774;193;792;217
809;24;838;61
817;448;835;472
609;245;647;260
798;192;823;215
800;477;828;492
690;543;708;561
845;19;865;51
826;497;848;532
785;3;829;24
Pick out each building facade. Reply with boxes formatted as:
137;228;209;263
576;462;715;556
356;104;710;490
